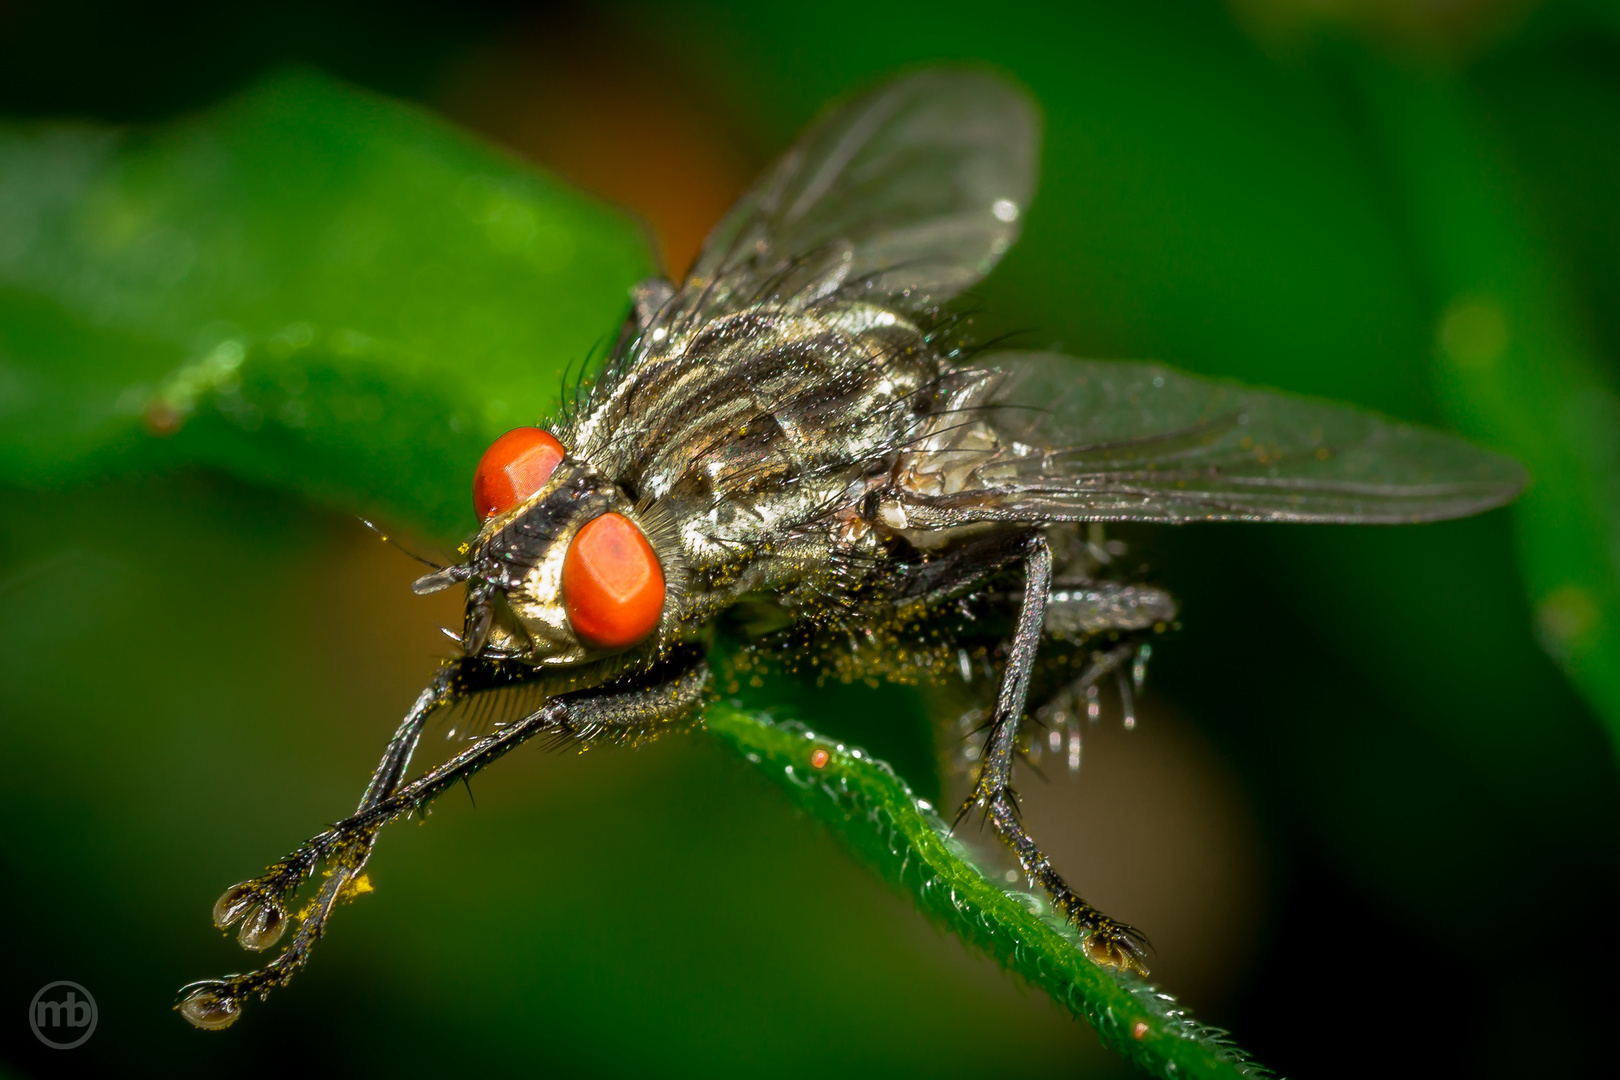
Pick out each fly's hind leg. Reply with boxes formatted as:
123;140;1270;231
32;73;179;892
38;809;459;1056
957;534;1150;976
1031;580;1174;765
1043;580;1176;641
985;794;1151;974
178;648;711;1029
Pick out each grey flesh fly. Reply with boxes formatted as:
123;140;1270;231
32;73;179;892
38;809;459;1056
178;68;1525;1029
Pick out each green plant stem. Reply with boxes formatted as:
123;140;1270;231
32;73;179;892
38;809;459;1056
704;703;1270;1080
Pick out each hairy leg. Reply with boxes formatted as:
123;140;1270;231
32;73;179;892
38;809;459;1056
202;655;538;961
1042;580;1175;640
957;534;1150;975
1033;638;1150;759
178;649;711;1028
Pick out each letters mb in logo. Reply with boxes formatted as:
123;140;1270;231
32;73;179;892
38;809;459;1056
29;981;97;1049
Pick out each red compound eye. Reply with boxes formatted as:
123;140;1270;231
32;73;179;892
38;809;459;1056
473;427;565;520
562;513;666;651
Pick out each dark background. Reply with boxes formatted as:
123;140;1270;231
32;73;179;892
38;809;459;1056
3;1;1619;1076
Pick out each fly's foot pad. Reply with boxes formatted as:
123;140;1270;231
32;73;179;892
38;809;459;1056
212;882;289;952
1080;920;1151;977
176;955;296;1029
176;982;242;1030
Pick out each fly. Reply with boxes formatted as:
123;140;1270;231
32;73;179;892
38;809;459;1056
177;69;1525;1028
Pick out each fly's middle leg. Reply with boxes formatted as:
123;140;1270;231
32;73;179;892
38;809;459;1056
956;532;1150;976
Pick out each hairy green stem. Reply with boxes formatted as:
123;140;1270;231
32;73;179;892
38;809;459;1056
703;704;1271;1080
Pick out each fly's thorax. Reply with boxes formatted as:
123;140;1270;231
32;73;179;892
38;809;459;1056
572;301;940;500
465;460;678;666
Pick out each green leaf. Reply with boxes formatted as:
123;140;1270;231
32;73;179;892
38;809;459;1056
0;67;656;541
0;71;1270;1076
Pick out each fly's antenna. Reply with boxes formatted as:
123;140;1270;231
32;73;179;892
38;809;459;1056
358;518;445;571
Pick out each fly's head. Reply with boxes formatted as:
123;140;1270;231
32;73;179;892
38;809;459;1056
413;427;670;666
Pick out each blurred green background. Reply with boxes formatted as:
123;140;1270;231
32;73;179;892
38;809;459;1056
3;1;1619;1076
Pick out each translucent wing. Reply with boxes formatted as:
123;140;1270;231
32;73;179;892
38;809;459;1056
663;68;1037;327
906;352;1526;525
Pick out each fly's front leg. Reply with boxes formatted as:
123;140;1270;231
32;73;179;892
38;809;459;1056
200;656;514;964
956;533;1150;976
177;650;711;1029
